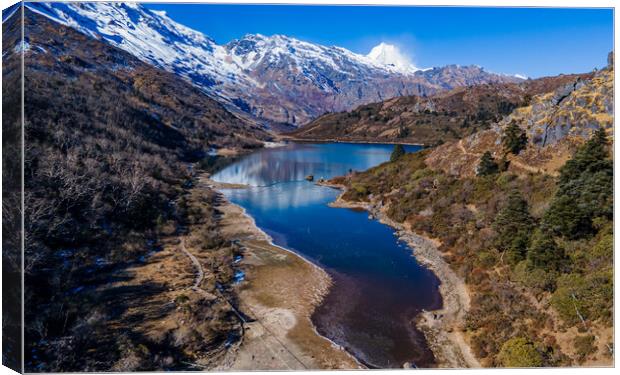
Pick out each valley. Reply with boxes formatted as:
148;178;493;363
209;142;441;368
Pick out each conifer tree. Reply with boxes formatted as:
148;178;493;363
390;144;406;162
477;151;499;176
543;128;612;238
493;191;535;264
502;121;528;155
527;228;565;271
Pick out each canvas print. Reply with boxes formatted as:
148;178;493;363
1;1;615;372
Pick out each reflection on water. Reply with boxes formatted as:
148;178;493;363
212;142;441;368
214;143;395;187
226;182;339;209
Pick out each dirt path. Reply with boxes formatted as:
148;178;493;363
458;138;557;177
178;223;313;370
179;238;205;291
508;157;546;174
457;139;480;157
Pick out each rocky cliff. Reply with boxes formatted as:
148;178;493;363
425;61;612;177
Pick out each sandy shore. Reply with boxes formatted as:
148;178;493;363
203;177;360;370
324;182;481;368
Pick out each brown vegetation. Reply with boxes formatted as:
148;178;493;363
2;5;23;371
2;9;271;371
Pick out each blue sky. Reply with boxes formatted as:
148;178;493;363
145;4;613;78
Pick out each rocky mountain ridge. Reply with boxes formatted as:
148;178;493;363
25;1;522;127
9;7;271;157
291;73;589;145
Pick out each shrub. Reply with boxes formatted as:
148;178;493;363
573;335;596;363
476;251;497;268
175;294;190;305
497;337;543;367
591;233;613;262
497;156;510;172
551;270;613;325
352;183;368;196
411;168;434;181
513;260;556;292
495;173;516;188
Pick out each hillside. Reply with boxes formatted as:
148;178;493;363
291;73;591;145
426;57;613;177
4;8;269;371
27;2;522;127
19;9;271;153
325;57;613;367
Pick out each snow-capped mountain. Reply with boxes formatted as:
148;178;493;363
366;42;419;74
25;2;522;127
25;2;253;91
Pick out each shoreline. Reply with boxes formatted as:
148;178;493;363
322;181;481;368
280;136;426;147
202;176;360;370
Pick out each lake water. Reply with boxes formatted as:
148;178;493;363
212;142;442;368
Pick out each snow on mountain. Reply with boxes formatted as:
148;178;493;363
23;2;522;127
25;2;257;93
366;42;419;74
24;2;409;91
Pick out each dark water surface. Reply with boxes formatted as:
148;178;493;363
212;143;442;368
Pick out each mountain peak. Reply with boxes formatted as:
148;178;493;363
26;1;525;127
366;42;418;74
